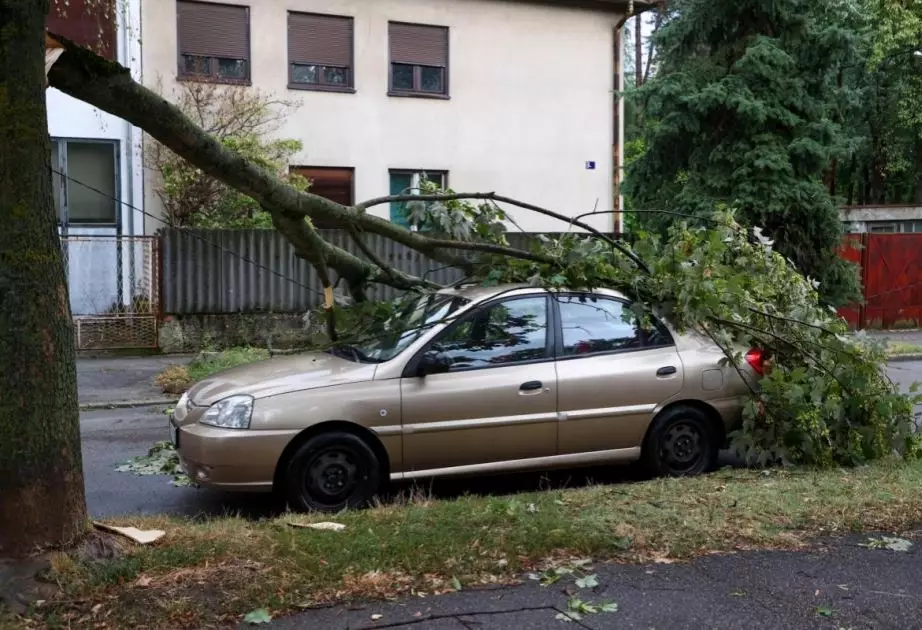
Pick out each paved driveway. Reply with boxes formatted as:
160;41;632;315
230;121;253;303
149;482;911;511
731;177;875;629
77;356;188;407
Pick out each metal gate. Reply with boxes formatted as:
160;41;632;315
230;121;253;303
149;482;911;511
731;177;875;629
61;235;160;350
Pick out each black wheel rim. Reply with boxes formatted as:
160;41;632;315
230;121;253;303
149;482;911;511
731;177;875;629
658;421;705;474
303;447;360;509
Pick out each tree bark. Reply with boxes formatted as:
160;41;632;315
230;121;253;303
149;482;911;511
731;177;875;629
0;0;87;556
635;14;643;88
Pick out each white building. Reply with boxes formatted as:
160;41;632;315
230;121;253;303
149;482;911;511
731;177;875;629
140;0;636;234
47;0;146;318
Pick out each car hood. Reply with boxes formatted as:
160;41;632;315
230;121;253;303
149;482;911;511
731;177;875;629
187;352;378;405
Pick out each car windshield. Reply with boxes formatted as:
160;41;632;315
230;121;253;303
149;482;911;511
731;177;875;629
334;293;470;363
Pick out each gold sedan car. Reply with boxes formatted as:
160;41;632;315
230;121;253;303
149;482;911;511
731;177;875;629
170;284;761;512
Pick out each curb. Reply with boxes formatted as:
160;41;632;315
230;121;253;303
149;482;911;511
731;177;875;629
80;398;178;411
886;354;922;363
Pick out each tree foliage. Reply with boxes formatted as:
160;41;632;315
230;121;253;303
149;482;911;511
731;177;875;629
315;194;922;468
147;82;307;228
624;0;862;305
835;0;922;206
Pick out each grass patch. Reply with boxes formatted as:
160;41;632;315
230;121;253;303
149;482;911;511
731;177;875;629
885;341;922;358
154;347;270;394
25;459;922;628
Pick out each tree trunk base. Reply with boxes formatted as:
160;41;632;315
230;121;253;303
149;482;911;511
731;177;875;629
0;530;124;616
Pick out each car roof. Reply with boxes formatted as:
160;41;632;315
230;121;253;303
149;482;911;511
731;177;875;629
436;282;629;303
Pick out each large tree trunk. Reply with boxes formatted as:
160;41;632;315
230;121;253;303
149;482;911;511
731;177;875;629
0;0;87;556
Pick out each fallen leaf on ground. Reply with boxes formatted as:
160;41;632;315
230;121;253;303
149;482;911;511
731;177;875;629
91;522;165;544
243;608;272;625
575;574;599;589
863;536;912;552
370;613;383;620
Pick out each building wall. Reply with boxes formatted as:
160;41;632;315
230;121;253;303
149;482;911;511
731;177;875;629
47;0;146;315
841;205;922;233
141;0;623;233
47;0;144;237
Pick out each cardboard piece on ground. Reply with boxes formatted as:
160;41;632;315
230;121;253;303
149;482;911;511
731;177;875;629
287;520;346;532
92;521;166;544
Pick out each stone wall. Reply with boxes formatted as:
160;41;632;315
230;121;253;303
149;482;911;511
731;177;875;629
158;312;320;354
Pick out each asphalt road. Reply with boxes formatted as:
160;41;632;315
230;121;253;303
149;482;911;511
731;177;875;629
82;360;922;520
266;532;922;630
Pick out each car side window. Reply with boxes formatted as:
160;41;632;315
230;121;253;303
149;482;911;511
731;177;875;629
431;296;548;370
557;295;671;356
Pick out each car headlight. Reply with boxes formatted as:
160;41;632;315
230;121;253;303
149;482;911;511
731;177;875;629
200;395;254;429
177;391;189;411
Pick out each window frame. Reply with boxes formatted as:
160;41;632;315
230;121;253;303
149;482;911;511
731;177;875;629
287;11;355;93
388;169;448;230
176;1;252;85
401;293;555;377
51;137;121;228
551;293;674;361
387;21;450;99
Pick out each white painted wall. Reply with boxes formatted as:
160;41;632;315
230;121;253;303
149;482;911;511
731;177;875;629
142;0;623;233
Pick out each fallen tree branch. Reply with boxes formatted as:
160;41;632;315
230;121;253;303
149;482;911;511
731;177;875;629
45;36;610;285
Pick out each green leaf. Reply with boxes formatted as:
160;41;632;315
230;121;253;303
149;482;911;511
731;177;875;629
451;576;462;591
599;602;619;613
575;574;599;589
815;606;833;618
243;608;272;625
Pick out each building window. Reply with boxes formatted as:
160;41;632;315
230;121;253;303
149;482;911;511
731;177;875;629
51;139;119;226
287;12;354;92
389;170;446;229
291;166;354;228
388;22;449;97
177;1;250;83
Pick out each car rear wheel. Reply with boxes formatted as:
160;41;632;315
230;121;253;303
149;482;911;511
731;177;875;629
283;432;381;512
641;406;718;477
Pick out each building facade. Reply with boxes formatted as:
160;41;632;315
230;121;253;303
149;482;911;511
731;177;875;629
141;0;632;234
46;0;146;318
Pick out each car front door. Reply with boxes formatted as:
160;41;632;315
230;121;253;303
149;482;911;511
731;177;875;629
553;294;683;455
400;294;558;473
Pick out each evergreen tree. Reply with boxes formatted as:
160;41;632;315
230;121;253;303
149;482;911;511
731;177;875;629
624;0;863;304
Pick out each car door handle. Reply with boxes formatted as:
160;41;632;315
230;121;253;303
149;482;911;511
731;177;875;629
656;366;677;376
519;380;543;391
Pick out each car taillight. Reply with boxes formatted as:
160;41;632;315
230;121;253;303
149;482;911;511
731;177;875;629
744;348;765;376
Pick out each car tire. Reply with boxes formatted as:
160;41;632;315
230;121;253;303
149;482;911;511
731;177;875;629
641;405;718;477
283;432;381;513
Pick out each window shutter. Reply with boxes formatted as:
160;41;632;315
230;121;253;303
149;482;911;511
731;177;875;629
389;22;448;67
288;13;353;67
177;1;249;60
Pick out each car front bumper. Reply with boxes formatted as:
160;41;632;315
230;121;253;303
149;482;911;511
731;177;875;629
170;413;298;492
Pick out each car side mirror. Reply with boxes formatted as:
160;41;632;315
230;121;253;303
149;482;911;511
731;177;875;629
418;350;452;376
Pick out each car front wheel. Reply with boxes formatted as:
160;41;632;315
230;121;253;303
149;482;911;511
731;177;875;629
641;405;718;477
283;432;381;512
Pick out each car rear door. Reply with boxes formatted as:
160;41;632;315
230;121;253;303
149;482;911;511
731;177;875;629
553;294;684;455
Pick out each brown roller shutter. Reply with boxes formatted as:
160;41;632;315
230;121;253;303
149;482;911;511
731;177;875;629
47;0;117;60
389;22;448;67
177;1;249;60
288;12;353;67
